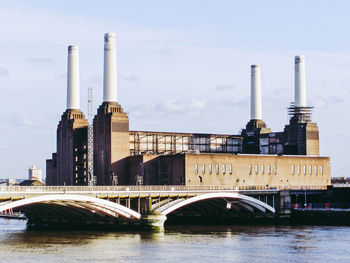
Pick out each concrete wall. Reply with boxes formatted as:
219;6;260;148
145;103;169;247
127;155;160;185
126;153;330;188
305;123;319;156
184;153;330;187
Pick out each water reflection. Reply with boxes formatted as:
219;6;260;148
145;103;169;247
1;219;350;263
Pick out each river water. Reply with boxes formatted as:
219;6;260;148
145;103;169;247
1;218;350;263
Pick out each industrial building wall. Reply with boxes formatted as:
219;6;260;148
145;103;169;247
73;127;88;185
45;159;53;186
184;153;330;188
305;123;319;156
94;102;130;186
55;110;88;186
127;155;160;185
259;132;284;155
46;153;57;186
127;154;185;186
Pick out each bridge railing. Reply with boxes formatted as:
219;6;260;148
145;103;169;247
0;185;328;192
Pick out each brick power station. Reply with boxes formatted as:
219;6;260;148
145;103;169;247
46;33;330;188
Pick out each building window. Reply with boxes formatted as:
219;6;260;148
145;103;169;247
309;165;312;175
229;164;232;174
216;164;219;174
75;156;78;162
222;164;226;174
274;165;277;175
320;165;323;175
202;164;205;174
75;166;78;171
209;164;212;174
291;165;295;175
315;166;318;175
195;164;198;174
83;154;87;159
74;148;78;152
255;165;258;174
261;165;264;174
303;165;306;175
297;165;300;175
249;164;252;175
267;165;271;175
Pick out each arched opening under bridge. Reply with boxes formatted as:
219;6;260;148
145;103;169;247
0;194;141;228
156;192;276;224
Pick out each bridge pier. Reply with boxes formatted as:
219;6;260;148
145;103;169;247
141;212;167;231
278;190;292;218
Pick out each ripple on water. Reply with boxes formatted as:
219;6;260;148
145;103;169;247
1;219;350;263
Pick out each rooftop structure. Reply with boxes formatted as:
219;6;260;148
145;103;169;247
28;165;42;182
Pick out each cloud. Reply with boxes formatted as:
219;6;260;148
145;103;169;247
0;112;54;131
0;66;9;76
154;97;207;114
214;84;235;91
120;74;139;82
54;73;67;79
262;88;291;111
28;57;54;64
158;45;173;57
310;94;344;108
89;74;102;84
209;96;249;113
130;97;207;118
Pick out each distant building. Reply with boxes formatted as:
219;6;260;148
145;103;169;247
20;180;45;186
332;177;350;184
28;166;42;182
5;178;16;186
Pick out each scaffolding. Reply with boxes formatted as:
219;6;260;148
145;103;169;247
87;87;95;186
129;131;243;155
288;102;313;123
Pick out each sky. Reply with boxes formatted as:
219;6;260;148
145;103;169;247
0;0;349;179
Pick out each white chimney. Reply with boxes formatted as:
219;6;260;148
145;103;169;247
250;65;262;120
294;55;307;107
103;33;117;102
67;45;80;109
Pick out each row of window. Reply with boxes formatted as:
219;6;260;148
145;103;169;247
249;164;277;175
248;164;324;175
74;154;87;162
291;165;323;175
195;163;325;176
74;145;87;152
195;163;233;175
74;169;87;176
75;178;87;184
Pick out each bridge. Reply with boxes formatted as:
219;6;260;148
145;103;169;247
0;185;327;230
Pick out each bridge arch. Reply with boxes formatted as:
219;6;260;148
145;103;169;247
157;192;275;216
0;194;141;220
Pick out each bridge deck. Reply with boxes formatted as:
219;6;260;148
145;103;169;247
0;185;286;200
